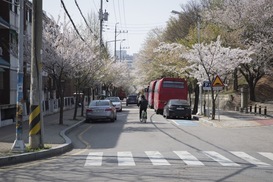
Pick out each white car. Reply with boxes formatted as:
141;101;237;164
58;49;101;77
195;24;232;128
105;97;123;112
85;100;117;122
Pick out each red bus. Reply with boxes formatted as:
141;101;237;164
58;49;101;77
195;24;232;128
154;77;188;114
148;80;157;108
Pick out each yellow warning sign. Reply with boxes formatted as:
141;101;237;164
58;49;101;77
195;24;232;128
212;75;224;87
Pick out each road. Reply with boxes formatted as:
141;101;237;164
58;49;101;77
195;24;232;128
1;103;273;182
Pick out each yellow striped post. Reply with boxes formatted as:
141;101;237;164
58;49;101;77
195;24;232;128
29;105;41;148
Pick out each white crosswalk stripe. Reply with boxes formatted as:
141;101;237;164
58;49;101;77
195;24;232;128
84;152;103;166
118;151;136;166
174;151;204;166
203;151;240;167
145;151;171;166
259;152;273;161
231;151;271;167
83;151;273;167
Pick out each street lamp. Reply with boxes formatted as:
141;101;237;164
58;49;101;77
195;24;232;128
114;22;119;61
119;39;126;62
106;38;125;58
171;9;203;115
171;10;182;15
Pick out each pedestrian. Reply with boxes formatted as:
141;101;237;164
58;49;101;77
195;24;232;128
137;95;148;120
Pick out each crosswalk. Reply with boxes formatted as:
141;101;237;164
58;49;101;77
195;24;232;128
83;150;273;168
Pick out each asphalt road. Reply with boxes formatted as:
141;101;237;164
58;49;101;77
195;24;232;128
1;104;273;182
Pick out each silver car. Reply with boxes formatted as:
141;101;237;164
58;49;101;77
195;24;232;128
105;97;122;112
85;100;117;122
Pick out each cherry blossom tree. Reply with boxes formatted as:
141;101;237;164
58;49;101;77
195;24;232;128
42;17;75;124
202;0;273;100
181;36;253;119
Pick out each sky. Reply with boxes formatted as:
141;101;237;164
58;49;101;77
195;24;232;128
43;0;189;55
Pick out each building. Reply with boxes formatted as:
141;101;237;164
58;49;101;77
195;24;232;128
0;0;76;127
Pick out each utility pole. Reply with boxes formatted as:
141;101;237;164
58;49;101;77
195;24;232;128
114;27;128;62
12;0;25;152
197;15;203;115
29;0;44;149
99;0;108;95
114;22;119;61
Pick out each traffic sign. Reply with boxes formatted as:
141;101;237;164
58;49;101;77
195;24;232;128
212;75;224;87
203;81;211;90
203;80;223;91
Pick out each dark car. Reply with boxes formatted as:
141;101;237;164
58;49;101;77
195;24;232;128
163;99;191;120
126;94;138;106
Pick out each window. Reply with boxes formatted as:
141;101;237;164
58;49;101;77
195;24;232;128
0;72;3;89
163;81;184;88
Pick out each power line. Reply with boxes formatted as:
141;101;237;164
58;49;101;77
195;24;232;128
74;0;98;40
60;0;85;42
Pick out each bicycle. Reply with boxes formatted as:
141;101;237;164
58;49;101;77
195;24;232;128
140;110;147;123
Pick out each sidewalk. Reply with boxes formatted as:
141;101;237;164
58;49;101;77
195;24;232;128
197;110;273;128
0;109;85;166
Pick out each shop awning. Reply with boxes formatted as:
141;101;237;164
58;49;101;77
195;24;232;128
0;57;10;69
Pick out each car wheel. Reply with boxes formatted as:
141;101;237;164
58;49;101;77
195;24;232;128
85;119;90;123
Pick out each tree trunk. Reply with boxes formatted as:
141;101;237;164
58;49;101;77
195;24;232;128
81;93;84;117
211;89;216;120
192;85;199;114
233;68;238;91
248;79;256;101
73;93;79;120
59;93;64;125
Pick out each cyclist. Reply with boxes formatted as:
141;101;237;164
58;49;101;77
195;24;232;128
137;95;148;121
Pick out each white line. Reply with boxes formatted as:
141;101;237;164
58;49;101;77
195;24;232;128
84;152;103;166
174;151;204;166
231;151;271;167
145;151;170;166
118;151;136;166
203;151;240;166
259;152;273;161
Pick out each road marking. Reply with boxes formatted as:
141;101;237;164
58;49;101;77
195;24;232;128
84;152;103;166
118;151;136;166
174;151;204;166
231;151;271;167
82;151;273;168
203;151;240;166
259;152;273;161
145;151;170;166
171;120;198;126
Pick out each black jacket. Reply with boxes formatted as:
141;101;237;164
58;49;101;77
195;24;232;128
138;98;148;110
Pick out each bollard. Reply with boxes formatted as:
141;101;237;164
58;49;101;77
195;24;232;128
259;106;261;115
264;106;267;116
254;104;257;114
249;105;252;113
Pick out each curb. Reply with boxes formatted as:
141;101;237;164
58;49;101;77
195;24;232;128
0;119;85;167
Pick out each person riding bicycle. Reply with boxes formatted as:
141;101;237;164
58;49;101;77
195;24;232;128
137;95;148;120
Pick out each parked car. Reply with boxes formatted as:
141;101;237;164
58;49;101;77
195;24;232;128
163;99;192;120
105;97;122;112
85;100;117;122
126;94;138;106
